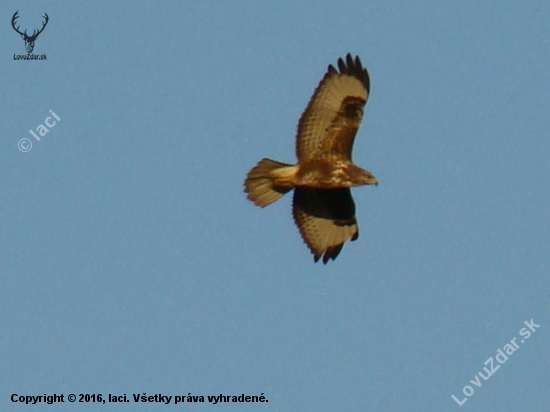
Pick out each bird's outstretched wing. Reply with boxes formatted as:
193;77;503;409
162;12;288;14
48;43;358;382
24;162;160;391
292;187;359;263
296;53;370;162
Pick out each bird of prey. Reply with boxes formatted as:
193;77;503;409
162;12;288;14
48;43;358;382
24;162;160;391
244;53;377;264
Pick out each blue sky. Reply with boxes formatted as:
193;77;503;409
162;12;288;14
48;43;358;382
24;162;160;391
1;1;549;411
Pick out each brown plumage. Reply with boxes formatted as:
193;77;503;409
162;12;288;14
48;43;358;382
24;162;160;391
244;54;378;264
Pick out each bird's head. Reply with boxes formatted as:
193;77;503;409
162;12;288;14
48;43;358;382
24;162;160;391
356;167;378;186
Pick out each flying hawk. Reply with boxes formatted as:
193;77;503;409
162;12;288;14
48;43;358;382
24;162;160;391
244;53;377;264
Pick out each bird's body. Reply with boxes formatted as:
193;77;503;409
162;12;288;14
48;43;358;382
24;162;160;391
244;54;377;263
265;158;373;189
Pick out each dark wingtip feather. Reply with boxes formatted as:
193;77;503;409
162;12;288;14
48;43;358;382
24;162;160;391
320;244;344;264
346;53;354;69
337;57;346;73
333;53;370;94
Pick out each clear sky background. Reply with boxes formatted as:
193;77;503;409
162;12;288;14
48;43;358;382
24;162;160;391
1;1;549;411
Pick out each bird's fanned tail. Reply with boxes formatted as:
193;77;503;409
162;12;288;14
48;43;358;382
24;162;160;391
244;158;295;207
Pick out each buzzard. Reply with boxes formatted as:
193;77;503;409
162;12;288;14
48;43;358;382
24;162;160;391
244;53;378;264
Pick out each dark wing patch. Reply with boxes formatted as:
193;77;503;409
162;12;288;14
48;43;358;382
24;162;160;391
292;187;359;264
296;53;370;162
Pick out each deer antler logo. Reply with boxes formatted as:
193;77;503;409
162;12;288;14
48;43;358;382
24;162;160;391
11;11;49;54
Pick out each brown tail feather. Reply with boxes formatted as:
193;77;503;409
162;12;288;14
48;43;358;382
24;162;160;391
244;158;296;207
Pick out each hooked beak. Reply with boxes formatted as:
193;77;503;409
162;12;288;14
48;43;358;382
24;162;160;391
369;175;379;186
